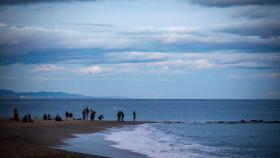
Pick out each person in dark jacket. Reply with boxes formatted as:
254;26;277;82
98;115;104;120
82;109;86;120
55;114;62;121
117;111;121;121
119;111;124;122
90;110;96;121
133;111;136;122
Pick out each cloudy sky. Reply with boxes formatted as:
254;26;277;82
0;0;279;99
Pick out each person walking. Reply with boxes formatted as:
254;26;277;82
133;111;136;122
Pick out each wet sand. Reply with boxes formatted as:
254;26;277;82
0;118;144;158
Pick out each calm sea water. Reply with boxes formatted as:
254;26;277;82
1;99;280;157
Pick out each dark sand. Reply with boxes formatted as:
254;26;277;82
0;118;143;158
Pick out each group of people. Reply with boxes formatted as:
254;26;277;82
43;113;62;121
9;108;34;123
22;114;34;123
117;110;136;122
80;108;137;122
42;113;52;120
82;107;97;121
65;111;73;119
9;108;137;123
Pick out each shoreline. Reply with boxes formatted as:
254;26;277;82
0;118;145;158
1;117;279;158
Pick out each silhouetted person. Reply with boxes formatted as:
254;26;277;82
13;108;19;121
55;114;62;121
10;108;20;122
85;107;89;120
117;111;121;121
119;111;124;122
65;111;69;119
69;112;73;118
82;109;86;120
98;115;104;120
133;111;136;122
47;114;51;120
22;115;27;122
27;114;33;123
43;113;48;120
90;110;96;121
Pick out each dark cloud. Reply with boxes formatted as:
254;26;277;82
189;0;280;7
219;20;280;37
0;0;95;6
231;5;280;19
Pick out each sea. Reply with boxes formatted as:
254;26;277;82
1;99;280;158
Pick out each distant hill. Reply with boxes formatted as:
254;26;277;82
0;89;93;99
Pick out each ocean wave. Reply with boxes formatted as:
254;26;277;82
104;123;222;158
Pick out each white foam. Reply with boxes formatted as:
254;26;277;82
104;124;221;158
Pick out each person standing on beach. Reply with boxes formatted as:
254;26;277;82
82;109;86;120
133;111;136;122
27;114;33;123
43;113;47;120
120;111;124;122
90;110;96;121
47;114;51;120
65;111;69;119
13;108;19;121
85;107;89;120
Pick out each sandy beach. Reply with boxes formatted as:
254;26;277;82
0;118;143;158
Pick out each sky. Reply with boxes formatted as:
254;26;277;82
0;0;280;99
